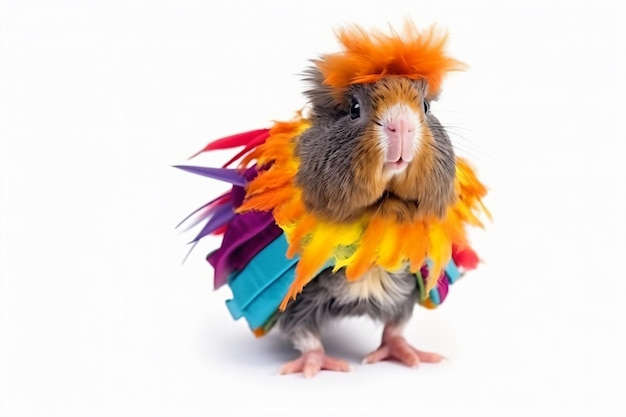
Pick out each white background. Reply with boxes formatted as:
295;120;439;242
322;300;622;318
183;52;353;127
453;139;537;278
1;0;625;416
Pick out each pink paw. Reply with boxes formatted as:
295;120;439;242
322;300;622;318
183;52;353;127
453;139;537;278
279;349;351;378
363;336;445;368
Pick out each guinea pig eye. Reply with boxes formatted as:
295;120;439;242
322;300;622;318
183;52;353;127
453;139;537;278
350;99;361;119
422;100;430;114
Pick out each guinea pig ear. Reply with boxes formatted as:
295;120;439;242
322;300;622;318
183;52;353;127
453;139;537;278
302;65;346;119
411;78;433;101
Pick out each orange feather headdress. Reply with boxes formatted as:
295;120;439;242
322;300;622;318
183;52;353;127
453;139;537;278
315;21;467;99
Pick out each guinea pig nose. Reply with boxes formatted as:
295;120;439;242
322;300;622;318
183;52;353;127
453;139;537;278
385;118;415;135
384;117;418;163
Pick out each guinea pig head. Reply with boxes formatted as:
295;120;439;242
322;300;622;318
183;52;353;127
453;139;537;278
295;70;456;223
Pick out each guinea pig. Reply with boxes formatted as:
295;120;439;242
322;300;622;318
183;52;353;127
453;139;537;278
177;22;487;378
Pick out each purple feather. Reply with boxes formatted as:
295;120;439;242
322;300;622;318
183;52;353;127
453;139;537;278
205;166;285;288
189;203;236;244
177;163;280;288
174;165;246;187
176;193;230;231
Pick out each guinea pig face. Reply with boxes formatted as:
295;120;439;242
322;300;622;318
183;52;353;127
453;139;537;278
297;72;455;222
348;77;429;178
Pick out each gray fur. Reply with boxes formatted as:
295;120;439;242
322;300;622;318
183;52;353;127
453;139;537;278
294;114;371;221
301;66;346;123
276;267;418;350
296;75;381;221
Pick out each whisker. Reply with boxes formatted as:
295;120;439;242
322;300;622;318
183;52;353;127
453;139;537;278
429;124;493;162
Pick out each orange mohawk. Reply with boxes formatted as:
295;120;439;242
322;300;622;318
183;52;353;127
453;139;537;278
316;21;467;99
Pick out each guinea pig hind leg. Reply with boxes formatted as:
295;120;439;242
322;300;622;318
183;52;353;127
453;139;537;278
279;331;351;377
363;322;445;368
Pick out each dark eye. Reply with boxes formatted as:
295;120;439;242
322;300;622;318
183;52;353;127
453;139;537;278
350;98;361;119
422;100;430;114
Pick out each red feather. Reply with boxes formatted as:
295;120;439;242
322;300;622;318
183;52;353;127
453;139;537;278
189;129;270;160
452;245;480;270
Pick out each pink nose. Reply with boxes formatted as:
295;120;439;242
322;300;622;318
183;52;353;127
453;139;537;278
385;117;416;162
386;118;414;135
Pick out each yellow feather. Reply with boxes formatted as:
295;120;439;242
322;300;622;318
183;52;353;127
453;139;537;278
345;215;385;280
425;222;452;292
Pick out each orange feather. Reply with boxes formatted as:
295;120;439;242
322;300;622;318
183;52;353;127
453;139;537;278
316;21;467;99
